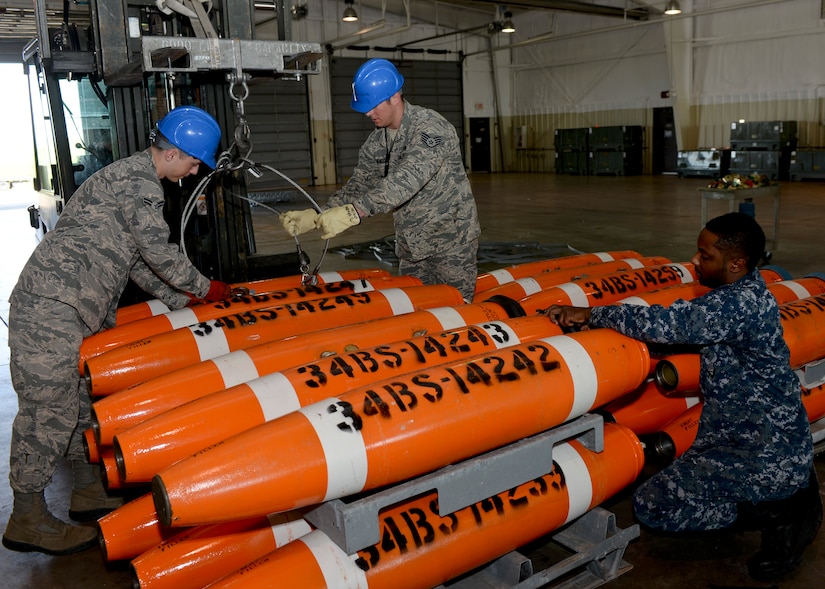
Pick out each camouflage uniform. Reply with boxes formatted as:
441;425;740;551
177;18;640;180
590;268;813;532
327;101;480;301
8;148;212;493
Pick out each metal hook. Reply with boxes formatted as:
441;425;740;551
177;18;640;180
296;242;316;285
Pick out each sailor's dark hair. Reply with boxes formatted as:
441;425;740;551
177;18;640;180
705;211;765;271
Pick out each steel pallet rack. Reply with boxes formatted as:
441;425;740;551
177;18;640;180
305;414;639;589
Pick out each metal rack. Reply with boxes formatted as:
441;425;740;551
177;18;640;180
304;414;639;589
439;508;637;589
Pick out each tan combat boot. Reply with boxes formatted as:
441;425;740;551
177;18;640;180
69;460;124;521
2;491;98;555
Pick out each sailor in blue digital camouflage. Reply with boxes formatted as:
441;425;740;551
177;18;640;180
281;59;480;302
3;105;234;556
544;212;821;583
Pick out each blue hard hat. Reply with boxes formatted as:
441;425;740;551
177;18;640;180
156;105;221;169
350;58;404;113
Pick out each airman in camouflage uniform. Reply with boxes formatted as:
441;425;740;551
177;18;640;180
326;99;480;301
3;106;232;556
544;212;821;582
281;59;480;302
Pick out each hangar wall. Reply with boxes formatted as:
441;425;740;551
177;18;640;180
262;0;825;175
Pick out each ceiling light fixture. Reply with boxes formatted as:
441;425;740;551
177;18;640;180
501;11;515;34
664;1;681;15
342;0;358;22
292;4;308;21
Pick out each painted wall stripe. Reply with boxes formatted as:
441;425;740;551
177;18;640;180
165;308;199;330
190;322;231;362
248;372;302;422
553;442;593;524
302;530;369;589
299;399;369;501
382;288;415;316
558;282;589;307
213;351;260;388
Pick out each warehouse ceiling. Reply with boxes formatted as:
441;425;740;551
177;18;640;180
0;1;790;59
0;1;658;46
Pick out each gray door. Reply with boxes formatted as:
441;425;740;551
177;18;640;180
652;107;678;175
470;117;491;172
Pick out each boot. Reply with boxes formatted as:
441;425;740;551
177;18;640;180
747;467;823;582
2;491;98;555
69;460;124;521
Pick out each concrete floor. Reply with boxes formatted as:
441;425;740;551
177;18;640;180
0;174;823;588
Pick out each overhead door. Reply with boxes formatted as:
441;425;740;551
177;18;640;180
242;77;313;188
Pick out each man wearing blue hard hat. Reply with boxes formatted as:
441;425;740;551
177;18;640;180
281;58;480;302
2;105;233;556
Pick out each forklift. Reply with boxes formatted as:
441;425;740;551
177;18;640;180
22;0;323;288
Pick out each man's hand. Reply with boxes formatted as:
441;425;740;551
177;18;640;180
203;280;233;302
280;209;320;236
189;284;248;306
541;305;592;330
185;293;203;307
316;204;361;239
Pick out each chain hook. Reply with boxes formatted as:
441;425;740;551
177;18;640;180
224;70;322;282
234;116;252;158
226;72;253;162
296;242;316;286
227;73;250;105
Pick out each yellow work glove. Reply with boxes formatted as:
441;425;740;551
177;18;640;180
280;209;319;236
316;204;361;239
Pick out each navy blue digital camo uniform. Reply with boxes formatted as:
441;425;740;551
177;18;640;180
589;267;813;532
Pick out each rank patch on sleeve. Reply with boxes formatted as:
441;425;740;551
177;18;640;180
421;132;444;148
143;197;165;210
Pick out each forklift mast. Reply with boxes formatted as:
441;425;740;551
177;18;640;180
23;0;322;283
